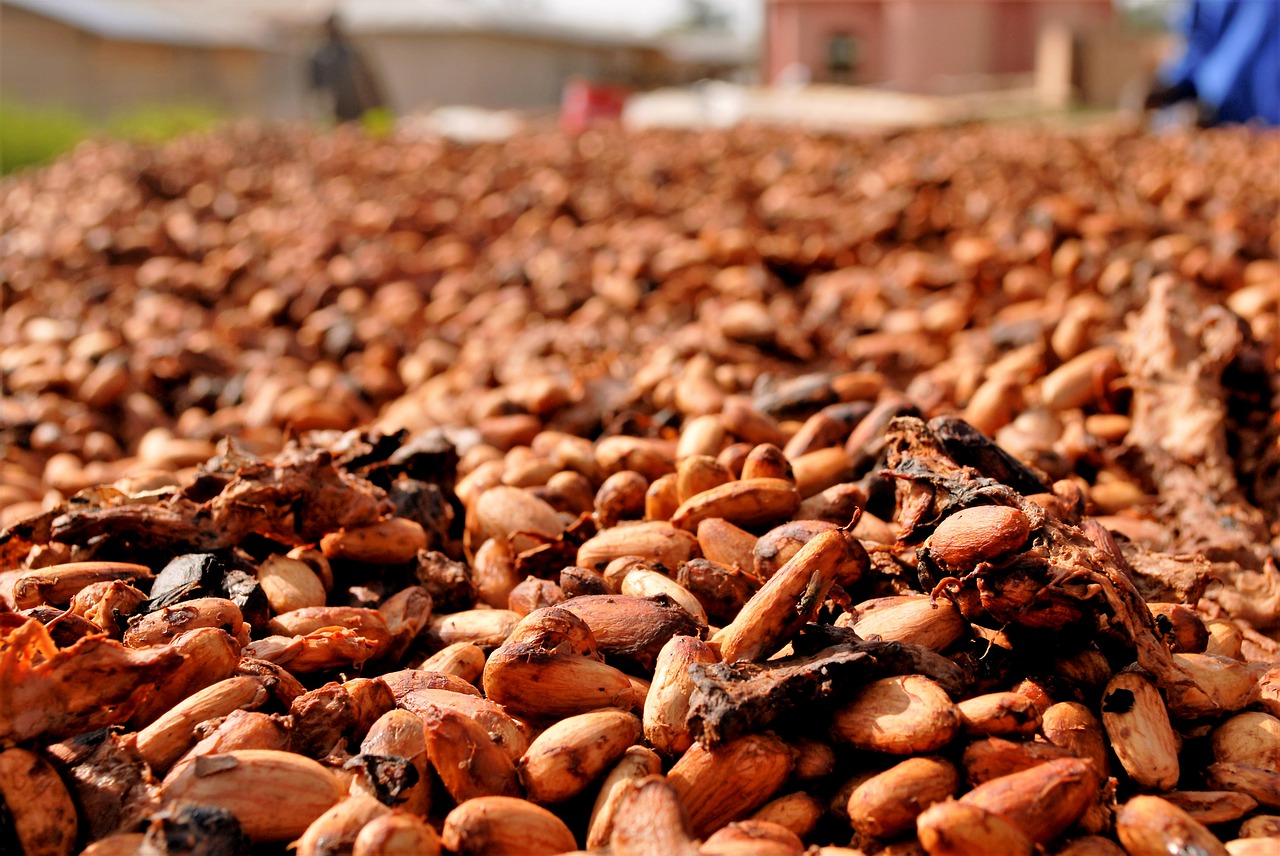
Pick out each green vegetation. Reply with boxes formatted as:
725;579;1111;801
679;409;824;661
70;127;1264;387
1;100;400;175
358;106;396;140
0;101;93;174
105;103;224;144
0;100;224;175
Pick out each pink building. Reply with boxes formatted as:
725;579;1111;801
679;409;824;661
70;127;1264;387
765;0;1113;91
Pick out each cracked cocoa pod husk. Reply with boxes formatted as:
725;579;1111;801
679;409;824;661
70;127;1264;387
0;616;184;743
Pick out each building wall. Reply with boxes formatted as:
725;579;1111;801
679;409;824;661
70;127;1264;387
765;1;885;84
359;31;648;112
987;2;1038;76
2;6;739;124
884;0;995;88
765;0;1112;92
1076;26;1173;108
0;5;285;120
0;6;93;113
89;40;199;115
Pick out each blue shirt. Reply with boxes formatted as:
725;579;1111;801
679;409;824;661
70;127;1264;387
1161;0;1280;125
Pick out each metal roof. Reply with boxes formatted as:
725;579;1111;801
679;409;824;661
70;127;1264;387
0;0;685;50
332;0;650;48
0;0;291;47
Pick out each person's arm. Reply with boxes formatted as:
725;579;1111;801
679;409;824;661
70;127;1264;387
309;47;327;91
1146;1;1217;109
352;50;387;113
1158;0;1220;91
1186;0;1276;121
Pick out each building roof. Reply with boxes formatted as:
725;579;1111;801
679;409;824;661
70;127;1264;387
1;0;697;50
658;29;758;66
329;0;647;48
1;0;287;47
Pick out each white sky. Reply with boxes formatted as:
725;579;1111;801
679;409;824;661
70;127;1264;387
515;0;764;38
495;1;1164;40
306;0;1160;41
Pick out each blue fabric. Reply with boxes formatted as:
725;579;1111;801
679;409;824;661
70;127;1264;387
1160;0;1280;125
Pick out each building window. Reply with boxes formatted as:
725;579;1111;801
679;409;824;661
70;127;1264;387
828;32;859;83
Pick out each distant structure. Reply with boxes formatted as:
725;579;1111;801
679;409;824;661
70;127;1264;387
309;13;386;123
0;0;755;122
333;2;752;112
0;0;295;121
763;0;1112;92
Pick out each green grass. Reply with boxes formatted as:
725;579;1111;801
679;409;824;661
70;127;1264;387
1;100;399;175
359;106;397;140
106;103;223;144
0;101;93;174
0;100;225;175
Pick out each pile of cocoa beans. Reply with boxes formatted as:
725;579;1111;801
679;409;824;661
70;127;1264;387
3;122;1276;519
1;120;1279;856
